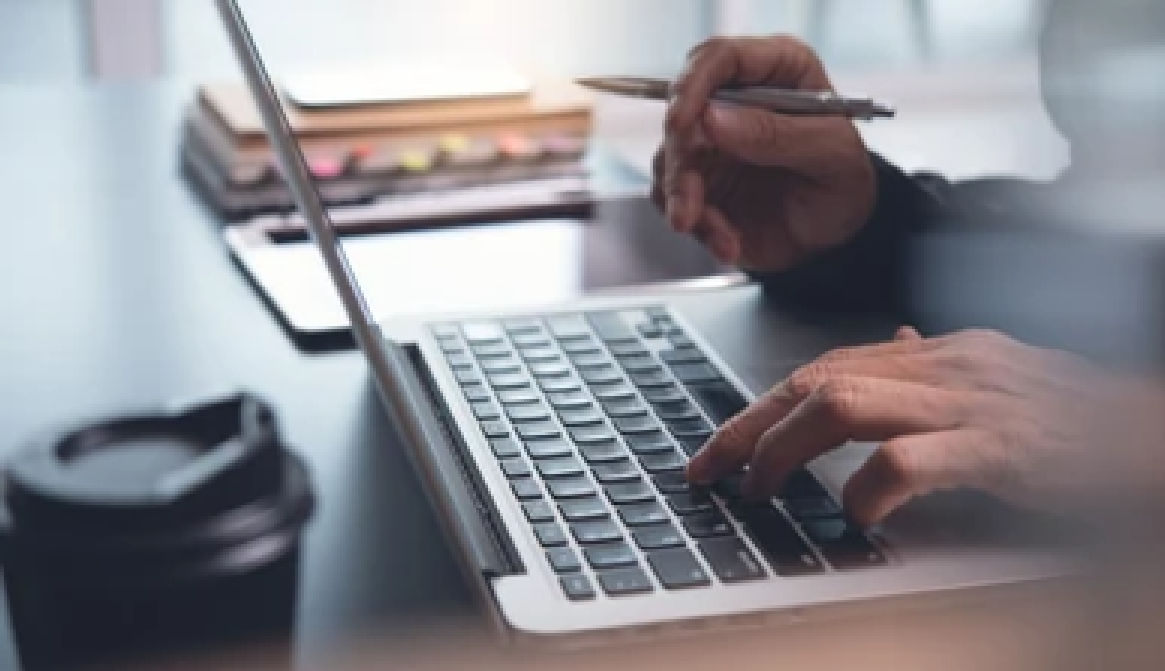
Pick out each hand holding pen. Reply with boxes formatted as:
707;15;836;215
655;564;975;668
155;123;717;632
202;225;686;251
583;36;885;270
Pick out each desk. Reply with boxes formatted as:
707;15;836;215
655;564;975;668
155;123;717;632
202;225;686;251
0;82;905;669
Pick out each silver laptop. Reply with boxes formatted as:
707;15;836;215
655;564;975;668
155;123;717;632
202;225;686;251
216;0;1072;643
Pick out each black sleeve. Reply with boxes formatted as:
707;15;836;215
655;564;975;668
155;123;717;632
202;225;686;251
750;152;1046;317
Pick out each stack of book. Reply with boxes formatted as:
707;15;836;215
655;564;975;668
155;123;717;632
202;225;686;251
180;76;595;224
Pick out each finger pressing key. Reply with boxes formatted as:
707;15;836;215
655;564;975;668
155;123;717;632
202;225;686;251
740;377;963;500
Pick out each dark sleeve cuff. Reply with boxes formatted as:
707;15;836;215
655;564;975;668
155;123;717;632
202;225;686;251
749;153;943;317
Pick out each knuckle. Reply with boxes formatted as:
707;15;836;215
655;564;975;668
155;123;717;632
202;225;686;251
813;376;862;422
876;441;920;488
710;416;749;449
786;362;835;399
688;36;729;61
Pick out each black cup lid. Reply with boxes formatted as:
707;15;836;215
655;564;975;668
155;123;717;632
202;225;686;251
2;393;286;536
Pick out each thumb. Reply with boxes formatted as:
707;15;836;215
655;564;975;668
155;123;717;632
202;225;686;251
703;103;839;171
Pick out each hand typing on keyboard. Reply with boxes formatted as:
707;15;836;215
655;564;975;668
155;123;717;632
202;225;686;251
687;326;1165;527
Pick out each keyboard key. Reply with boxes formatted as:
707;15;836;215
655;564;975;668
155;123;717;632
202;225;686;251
455;369;481;385
489;373;529;389
535;457;585;478
581;366;622;385
799;517;886;569
578;440;628;463
439;340;465;354
784;496;843;520
479;420;510;438
639;450;686;473
569;352;610;368
613;415;661;434
644;306;669;320
735;504;824;575
605;480;655;504
547;477;595;499
521;346;561;362
712;472;747;503
591;459;641;483
558;406;604;426
618;355;661;373
698;537;765;582
587;312;636;342
597;566;653;596
653;400;701;421
503;318;541;334
461;383;490;402
602;398;648;417
675;432;713;456
647;548;710;589
630;370;672;388
489;437;522;458
681;511;734;538
462;321;505;343
471;401;501;420
569;425;615;444
500;458;531;478
670;362;721;384
632;523;686;550
558;496;609;521
431;323;460;339
617;501;670;526
686;381;747;426
548;315;590;339
515;421;561;440
524;438;573;458
624;432;674;454
561;338;602;355
590;382;636;401
496;387;539;405
607;341;648;357
473;343;512;359
583;542;638;569
480;358;521;374
523;500;555;523
571;519;623;544
547;390;591;408
669;333;695;349
511;334;551;349
547;547;582;573
667;417;712;436
636;322;663;339
506;403;550;422
445;352;473;369
510;478;542;500
666;491;714;515
780;469;830;499
530;361;571;377
660;348;706;365
652;471;691;494
559;574;595;601
539;377;582;393
640;385;686;404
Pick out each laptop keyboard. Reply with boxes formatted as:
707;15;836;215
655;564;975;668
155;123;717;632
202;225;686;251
431;307;885;601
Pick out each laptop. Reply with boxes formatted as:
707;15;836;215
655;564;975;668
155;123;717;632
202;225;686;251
216;0;1073;643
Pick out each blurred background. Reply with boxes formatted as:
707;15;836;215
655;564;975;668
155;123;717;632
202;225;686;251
0;0;1068;181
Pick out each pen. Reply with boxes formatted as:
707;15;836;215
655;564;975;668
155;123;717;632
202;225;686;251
576;76;895;121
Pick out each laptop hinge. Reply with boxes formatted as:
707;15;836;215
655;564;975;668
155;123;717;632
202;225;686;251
401;344;525;578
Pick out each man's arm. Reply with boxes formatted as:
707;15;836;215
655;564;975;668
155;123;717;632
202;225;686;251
751;153;1049;315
